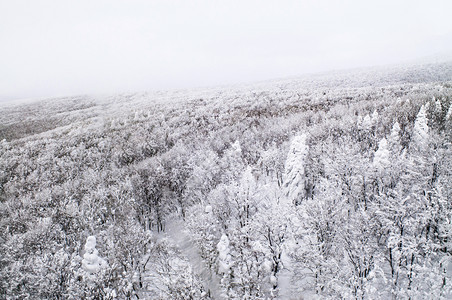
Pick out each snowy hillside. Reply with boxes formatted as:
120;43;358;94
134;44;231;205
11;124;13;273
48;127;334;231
1;62;452;299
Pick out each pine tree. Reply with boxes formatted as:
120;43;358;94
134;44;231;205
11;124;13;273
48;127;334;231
360;114;372;130
372;137;391;192
446;103;452;120
411;104;429;153
388;121;401;155
283;134;308;205
373;138;390;173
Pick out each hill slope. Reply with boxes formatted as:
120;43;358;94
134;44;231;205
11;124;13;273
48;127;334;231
1;62;451;299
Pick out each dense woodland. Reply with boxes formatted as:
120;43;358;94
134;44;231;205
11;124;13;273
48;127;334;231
1;62;452;299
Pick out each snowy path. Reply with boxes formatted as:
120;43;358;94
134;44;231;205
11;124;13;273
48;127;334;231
163;217;223;299
278;250;294;299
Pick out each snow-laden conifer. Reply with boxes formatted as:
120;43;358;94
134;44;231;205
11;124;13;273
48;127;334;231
446;103;452;120
404;104;432;194
82;236;107;276
230;140;242;153
434;99;442;114
371;110;379;124
283;134;308;205
373;137;390;172
217;234;231;275
361;114;372;130
388;121;401;154
412;104;429;152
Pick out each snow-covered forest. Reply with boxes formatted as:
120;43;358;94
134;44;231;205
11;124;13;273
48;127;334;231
1;62;452;299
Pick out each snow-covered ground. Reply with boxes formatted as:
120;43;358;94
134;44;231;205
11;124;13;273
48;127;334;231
162;216;223;299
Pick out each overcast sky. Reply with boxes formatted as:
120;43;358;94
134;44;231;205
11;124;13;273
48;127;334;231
1;0;452;101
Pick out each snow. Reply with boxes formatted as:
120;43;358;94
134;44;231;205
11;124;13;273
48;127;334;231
231;140;242;153
2;63;451;299
412;104;430;152
283;133;308;205
82;235;107;275
361;114;372;129
163;217;223;299
217;234;231;275
446;103;452;120
204;205;213;214
277;248;295;299
373;138;390;171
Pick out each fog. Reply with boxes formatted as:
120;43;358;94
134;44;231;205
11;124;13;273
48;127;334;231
1;0;451;101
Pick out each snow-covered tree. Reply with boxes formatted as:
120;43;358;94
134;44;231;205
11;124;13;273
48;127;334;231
217;234;232;276
258;144;285;187
283;134;308;205
388;121;401;154
82;236;107;276
371;110;379;125
446;103;452;120
411;104;429;152
290;177;344;298
360;114;372;130
1;65;452;300
373;137;390;173
253;176;291;297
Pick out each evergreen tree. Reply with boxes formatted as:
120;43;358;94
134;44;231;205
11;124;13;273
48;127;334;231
283;134;308;205
411;104;429;153
82;236;107;277
373;137;390;173
388;121;401;155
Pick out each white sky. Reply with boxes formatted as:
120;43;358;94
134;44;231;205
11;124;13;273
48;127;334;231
1;0;452;101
